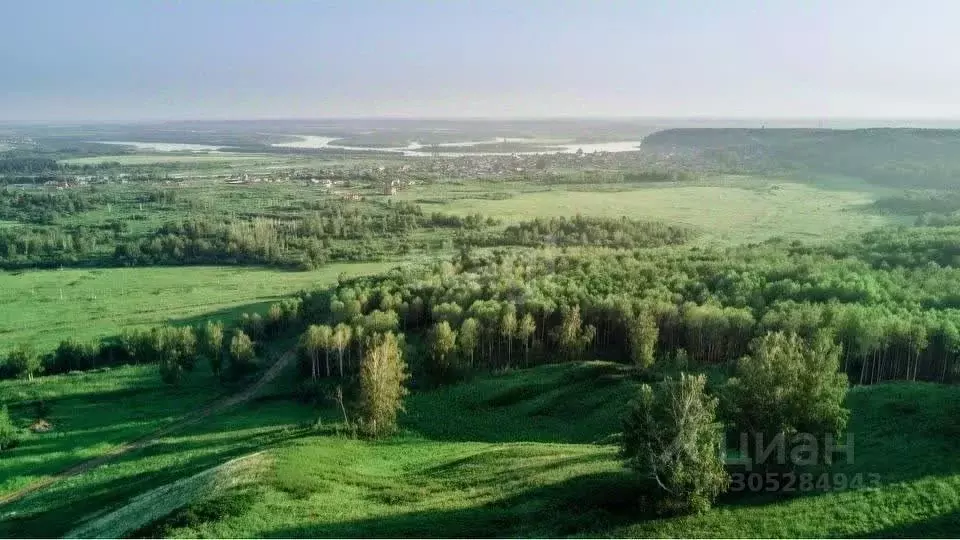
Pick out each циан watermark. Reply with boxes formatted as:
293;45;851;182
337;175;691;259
724;432;881;493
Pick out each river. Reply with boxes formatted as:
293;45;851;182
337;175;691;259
270;136;643;156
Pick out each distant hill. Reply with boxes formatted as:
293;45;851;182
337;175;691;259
641;128;960;188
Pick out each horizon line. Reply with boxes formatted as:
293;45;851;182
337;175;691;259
7;115;960;126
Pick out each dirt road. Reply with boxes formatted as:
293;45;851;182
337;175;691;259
0;349;295;507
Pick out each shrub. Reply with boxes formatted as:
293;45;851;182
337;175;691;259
228;329;257;375
155;326;199;385
621;373;729;515
198;320;225;376
50;338;100;373
724;331;849;469
0;405;22;452
7;343;42;380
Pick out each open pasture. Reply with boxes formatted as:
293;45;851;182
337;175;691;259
3;362;956;538
0;365;223;499
0;262;396;354
396;177;903;244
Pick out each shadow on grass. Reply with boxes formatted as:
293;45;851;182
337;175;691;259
402;362;639;445
0;400;315;538
1;380;227;492
260;470;649;538
166;299;279;329
858;510;960;538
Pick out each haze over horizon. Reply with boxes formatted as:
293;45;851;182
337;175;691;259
4;0;960;123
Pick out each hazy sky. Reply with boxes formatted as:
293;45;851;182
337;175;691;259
3;0;960;121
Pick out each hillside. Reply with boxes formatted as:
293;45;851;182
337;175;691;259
7;362;952;538
641;128;960;188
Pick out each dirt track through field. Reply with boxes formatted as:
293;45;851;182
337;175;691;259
0;349;295;507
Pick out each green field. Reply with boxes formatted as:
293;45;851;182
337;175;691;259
396;178;902;244
0;262;396;354
2;362;956;538
0;365;225;498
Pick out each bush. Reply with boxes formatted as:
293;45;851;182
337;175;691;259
0;405;22;452
155;326;199;385
621;373;729;515
159;356;184;385
198;320;225;376
724;331;849;469
7;343;42;380
228;329;257;375
50;338;100;373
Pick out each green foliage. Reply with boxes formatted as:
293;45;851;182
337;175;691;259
621;373;729;515
517;312;536;367
1;358;958;538
724;331;850;466
240;312;266;340
356;332;409;438
0;262;390;359
0;404;22;452
154;326;199;385
6;343;41;380
427;321;458;378
643;128;960;188
299;324;332;379
50;338;101;373
228;329;256;375
552;305;596;362
362;309;399;336
302;236;960;384
458;317;480;368
467;215;697;248
628;313;658;369
331;323;353;377
199;321;225;376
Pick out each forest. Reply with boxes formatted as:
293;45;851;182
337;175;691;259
283;234;960;387
9;222;960;386
641;128;960;188
0;190;494;269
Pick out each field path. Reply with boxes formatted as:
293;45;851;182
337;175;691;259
0;349;295;507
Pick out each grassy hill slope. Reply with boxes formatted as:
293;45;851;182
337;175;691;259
48;362;959;539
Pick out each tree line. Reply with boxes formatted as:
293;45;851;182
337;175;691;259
0;297;304;381
0;188;108;224
0;196;496;270
283;236;960;386
11;223;960;386
463;215;697;249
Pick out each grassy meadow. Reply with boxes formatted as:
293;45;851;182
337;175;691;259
2;362;956;538
393;177;904;244
0;365;224;498
0;262;397;354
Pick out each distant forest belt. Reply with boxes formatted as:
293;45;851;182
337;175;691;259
0;349;294;507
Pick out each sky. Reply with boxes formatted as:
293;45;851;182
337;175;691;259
3;0;960;122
